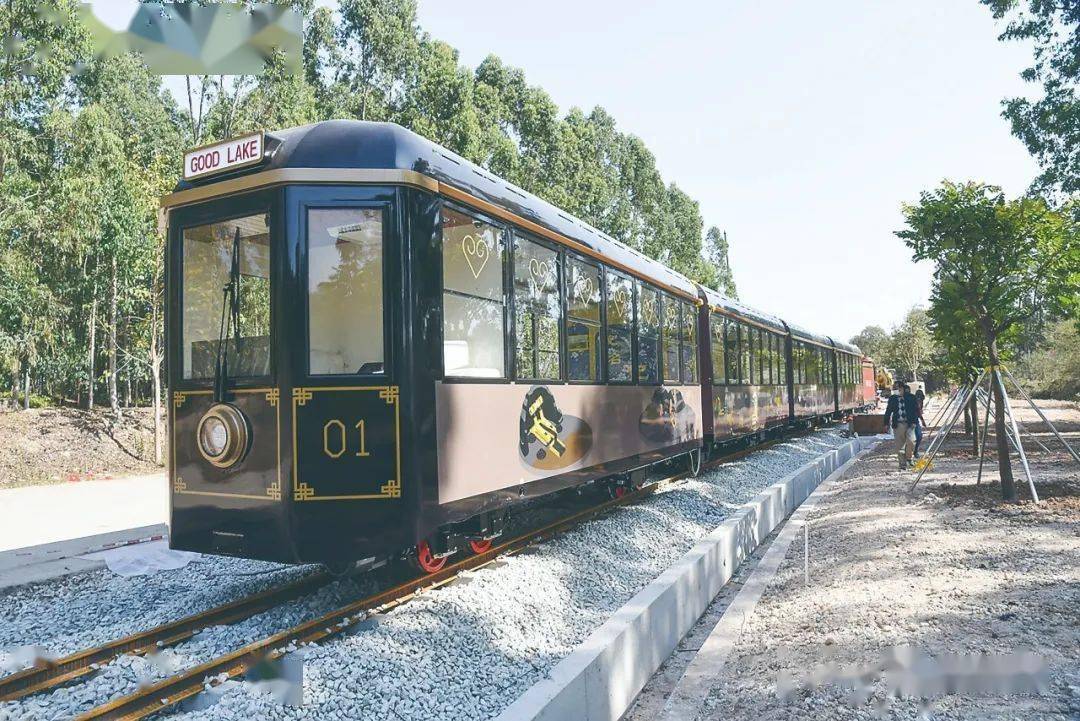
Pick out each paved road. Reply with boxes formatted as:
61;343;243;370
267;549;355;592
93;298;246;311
0;472;167;552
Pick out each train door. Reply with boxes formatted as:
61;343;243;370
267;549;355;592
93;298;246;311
285;185;409;561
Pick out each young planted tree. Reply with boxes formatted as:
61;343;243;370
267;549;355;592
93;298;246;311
897;181;1080;501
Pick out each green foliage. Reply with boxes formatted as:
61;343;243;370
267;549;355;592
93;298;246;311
1015;318;1080;399
897;181;1080;357
881;306;937;382
981;0;1080;193
0;0;736;408
849;325;888;361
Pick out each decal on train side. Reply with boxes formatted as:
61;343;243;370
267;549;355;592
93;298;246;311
518;387;593;470
639;388;697;443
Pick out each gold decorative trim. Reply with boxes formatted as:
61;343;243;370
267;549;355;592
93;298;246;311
161;168;440;209
174;477;187;493
265;388;279;407
292;386;402;502
173;392;186;408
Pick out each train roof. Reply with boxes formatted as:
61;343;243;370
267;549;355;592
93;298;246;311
829;338;862;355
785;321;834;348
697;286;788;333
174;120;699;299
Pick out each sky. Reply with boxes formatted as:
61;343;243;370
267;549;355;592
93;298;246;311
94;1;1042;342
412;1;1041;342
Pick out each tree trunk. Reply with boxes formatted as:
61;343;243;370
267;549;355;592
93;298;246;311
23;366;30;411
108;255;121;420
969;385;980;455
985;337;1016;502
87;283;98;410
150;287;163;467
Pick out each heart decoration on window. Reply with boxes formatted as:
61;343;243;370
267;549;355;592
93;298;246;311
611;288;630;319
461;233;490;279
529;257;554;294
574;275;595;307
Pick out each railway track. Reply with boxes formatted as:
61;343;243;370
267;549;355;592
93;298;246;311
0;570;331;704
4;436;791;720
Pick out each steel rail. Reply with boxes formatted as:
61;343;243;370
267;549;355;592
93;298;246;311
0;571;330;703
74;437;788;721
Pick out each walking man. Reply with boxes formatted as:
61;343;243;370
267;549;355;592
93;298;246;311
884;382;919;470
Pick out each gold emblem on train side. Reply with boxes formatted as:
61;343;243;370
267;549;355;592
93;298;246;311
518;387;592;471
640;388;698;443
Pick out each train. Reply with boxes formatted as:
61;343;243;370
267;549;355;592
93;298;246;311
164;120;866;573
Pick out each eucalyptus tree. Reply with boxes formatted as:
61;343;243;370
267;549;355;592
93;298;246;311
704;227;737;298
981;0;1080;193
897;180;1080;501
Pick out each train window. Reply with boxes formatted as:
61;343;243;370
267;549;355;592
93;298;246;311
756;328;765;385
661;294;681;384
566;258;602;382
441;207;506;378
638;283;660;384
764;332;773;385
681;301;697;383
739;324;751;385
307;208;383;376
746;325;755;385
710;315;725;385
183;213;271;379
796;343;805;384
730;323;739;384
514;236;561;380
778;336;787;385
606;271;634;382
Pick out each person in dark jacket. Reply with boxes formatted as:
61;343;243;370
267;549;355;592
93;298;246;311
884;383;919;469
913;388;927;456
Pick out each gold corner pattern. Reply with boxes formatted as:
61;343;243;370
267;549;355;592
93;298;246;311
173;392;186;408
266;388;280;407
174;477;187;493
292;385;403;502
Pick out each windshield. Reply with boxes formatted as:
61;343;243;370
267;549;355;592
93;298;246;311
181;213;271;379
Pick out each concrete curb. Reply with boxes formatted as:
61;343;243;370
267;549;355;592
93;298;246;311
494;437;877;721
0;524;169;591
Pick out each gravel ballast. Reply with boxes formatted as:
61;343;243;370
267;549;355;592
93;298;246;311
0;430;848;721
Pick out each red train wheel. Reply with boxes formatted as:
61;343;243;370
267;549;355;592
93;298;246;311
415;541;447;574
613;485;628;499
469;538;493;554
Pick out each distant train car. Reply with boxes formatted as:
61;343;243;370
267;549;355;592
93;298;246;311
163;120;860;572
861;357;878;408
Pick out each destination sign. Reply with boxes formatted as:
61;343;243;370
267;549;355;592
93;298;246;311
183;132;264;181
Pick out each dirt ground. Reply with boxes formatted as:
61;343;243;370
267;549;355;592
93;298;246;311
0;407;162;488
695;399;1080;720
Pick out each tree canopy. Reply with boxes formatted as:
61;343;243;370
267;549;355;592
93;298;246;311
981;0;1080;193
0;0;737;415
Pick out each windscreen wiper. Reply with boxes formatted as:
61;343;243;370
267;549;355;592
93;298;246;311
212;227;242;404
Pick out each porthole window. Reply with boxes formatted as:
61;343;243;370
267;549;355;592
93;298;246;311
441;207;506;378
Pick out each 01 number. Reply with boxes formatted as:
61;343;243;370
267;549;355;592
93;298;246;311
322;419;371;459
